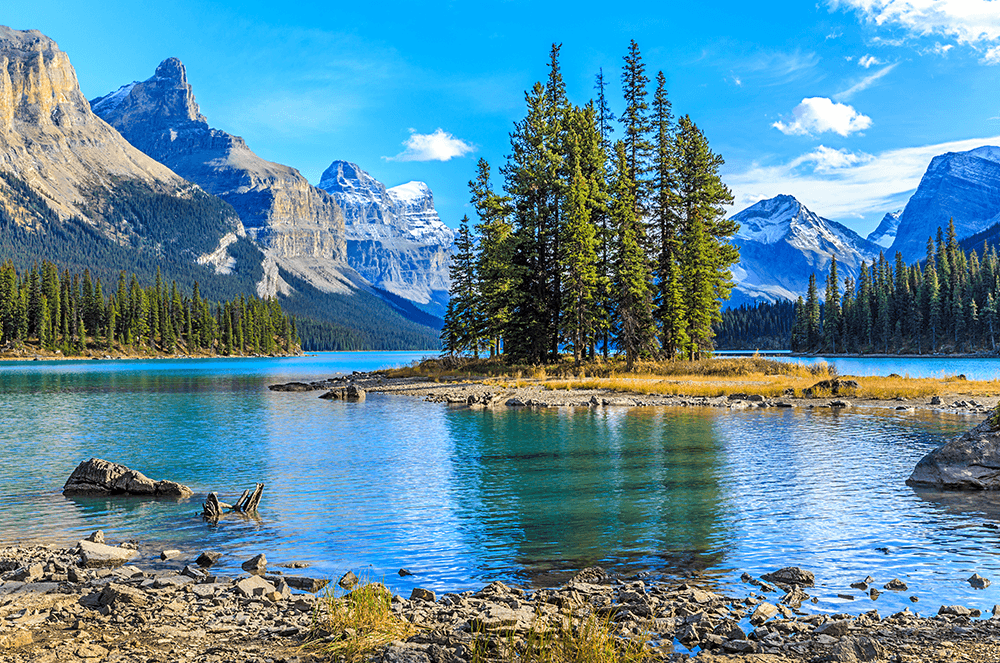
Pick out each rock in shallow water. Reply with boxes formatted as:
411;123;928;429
907;409;1000;489
63;458;192;498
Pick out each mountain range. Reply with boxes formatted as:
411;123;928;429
0;26;450;349
729;145;1000;306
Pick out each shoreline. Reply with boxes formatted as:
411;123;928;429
3;539;1000;662
347;373;999;416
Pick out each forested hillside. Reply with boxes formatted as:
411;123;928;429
0;261;297;356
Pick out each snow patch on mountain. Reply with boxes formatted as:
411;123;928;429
318;160;453;313
867;210;902;249
90;82;137;114
728;194;882;307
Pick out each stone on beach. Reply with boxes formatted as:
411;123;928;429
196;551;222;567
241;553;266;574
77;539;138;568
339;570;360;590
63;458;192;498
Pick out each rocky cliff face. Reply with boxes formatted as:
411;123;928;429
0;28;222;240
92;58;349;297
729;194;882;306
890;146;1000;261
319;160;453;315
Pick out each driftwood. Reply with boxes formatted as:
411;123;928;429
202;483;264;522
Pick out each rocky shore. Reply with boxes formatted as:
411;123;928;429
272;372;999;416
4;539;1000;663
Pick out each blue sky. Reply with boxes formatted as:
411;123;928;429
6;0;1000;237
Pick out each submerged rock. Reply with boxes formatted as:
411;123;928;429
907;409;1000;489
63;458;192;498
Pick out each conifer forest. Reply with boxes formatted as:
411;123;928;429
441;42;739;367
790;223;1000;354
0;261;298;356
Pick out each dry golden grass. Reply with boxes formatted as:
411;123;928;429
388;356;1000;400
307;581;417;662
471;612;651;663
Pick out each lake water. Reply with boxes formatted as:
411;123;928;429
718;351;1000;382
3;352;1000;619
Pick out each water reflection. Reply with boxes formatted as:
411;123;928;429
448;406;726;585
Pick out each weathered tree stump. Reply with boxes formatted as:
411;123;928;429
202;483;265;522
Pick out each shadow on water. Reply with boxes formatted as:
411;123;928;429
446;406;727;586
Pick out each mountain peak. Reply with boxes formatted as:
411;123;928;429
91;56;205;129
867;210;902;249
154;57;187;84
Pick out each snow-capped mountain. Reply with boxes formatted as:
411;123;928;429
728;194;882;306
890;146;1000;261
319;161;454;316
866;210;901;249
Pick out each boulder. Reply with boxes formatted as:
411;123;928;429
78;539;138;568
63;458;192;498
970;573;991;589
235;574;276;598
410;587;436;602
761;567;815;587
907;409;1000;489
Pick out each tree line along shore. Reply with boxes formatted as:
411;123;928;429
0;260;300;358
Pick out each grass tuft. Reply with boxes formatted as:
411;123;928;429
306;581;417;662
471;612;651;663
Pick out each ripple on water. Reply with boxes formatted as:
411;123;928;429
1;354;997;614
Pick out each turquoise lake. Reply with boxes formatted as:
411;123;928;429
3;352;1000;618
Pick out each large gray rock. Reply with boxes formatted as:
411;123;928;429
63;458;193;498
907;410;1000;489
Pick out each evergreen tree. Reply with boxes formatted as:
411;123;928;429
805;274;820;351
469;159;514;357
441;217;481;356
673;115;738;358
823;256;840;353
561;154;599;365
619;39;652;216
610;142;656;369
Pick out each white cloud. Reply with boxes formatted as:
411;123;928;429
384;128;476;162
833;0;1000;44
772;97;873;136
922;41;955;55
984;45;1000;64
834;63;898;100
726;135;1000;229
792;145;875;172
858;54;882;67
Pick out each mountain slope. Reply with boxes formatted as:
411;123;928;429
0;26;258;300
92;58;441;347
318;160;453;317
890;146;1000;261
729;194;882;306
91;57;351;299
